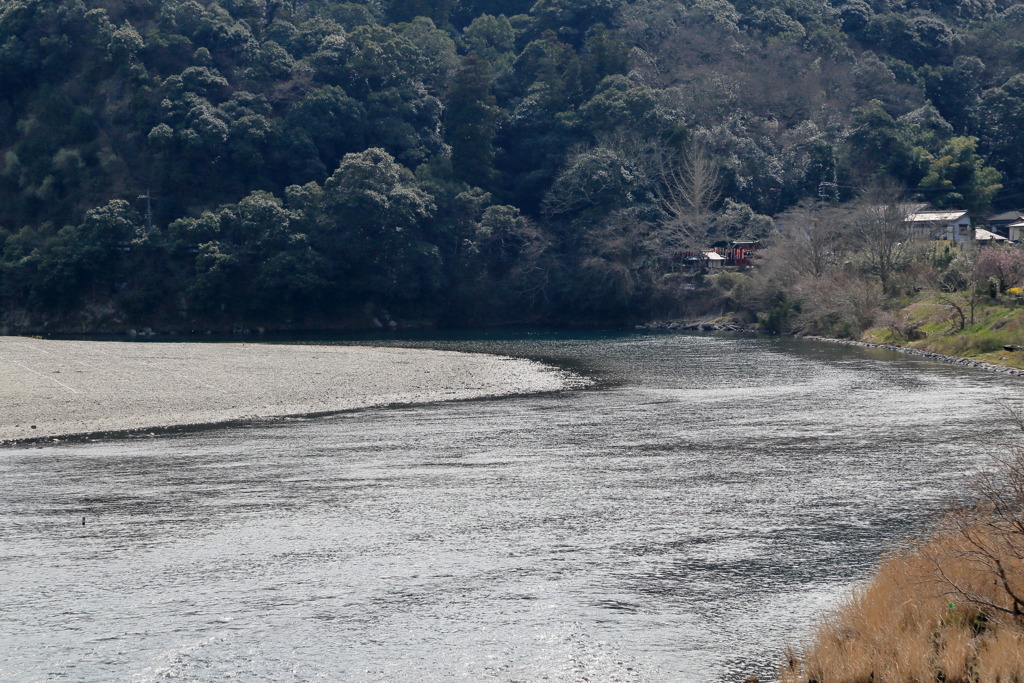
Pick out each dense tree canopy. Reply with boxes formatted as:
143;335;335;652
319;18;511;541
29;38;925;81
3;0;1024;331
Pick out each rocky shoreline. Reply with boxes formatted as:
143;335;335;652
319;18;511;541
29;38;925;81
798;335;1024;377
635;319;749;333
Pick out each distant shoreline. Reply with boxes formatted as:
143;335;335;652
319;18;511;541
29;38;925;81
797;335;1024;377
0;337;578;445
638;319;1024;378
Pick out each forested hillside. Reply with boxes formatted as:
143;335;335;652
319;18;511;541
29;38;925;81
2;0;1024;331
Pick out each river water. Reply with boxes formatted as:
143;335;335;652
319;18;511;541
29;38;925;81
2;332;1022;682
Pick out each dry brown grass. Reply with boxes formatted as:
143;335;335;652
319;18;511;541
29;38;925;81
780;449;1024;683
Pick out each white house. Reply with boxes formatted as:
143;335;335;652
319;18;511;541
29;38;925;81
1009;220;1024;243
685;251;727;269
904;210;972;243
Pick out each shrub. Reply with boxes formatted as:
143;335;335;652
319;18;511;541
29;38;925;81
780;435;1024;682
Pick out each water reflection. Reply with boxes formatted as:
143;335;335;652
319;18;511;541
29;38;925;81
1;333;1020;682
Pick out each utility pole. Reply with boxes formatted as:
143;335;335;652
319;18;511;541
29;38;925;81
818;166;839;204
817;181;837;202
137;190;154;231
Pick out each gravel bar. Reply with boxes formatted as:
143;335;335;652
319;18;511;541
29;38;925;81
0;337;575;444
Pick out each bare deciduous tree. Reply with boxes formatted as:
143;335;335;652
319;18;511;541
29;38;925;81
917;244;987;331
851;184;912;294
650;140;722;269
925;411;1024;621
654;141;721;220
774;201;848;279
596;131;723;270
793;268;883;336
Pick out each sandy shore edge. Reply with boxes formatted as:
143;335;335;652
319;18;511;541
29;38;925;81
0;337;582;444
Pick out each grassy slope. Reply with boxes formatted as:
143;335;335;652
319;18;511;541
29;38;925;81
861;296;1024;370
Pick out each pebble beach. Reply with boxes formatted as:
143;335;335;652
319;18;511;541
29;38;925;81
0;337;572;443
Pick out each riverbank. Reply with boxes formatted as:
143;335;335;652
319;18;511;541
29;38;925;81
780;448;1024;682
0;337;577;444
799;335;1024;377
858;297;1024;371
638;316;1024;378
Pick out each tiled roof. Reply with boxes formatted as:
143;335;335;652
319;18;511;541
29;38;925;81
988;210;1023;222
906;211;968;222
975;228;1007;241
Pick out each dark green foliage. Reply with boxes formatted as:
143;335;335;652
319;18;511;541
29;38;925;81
917;136;1002;215
445;52;498;185
285;86;366;173
3;0;1024;331
979;74;1024;201
845;100;918;181
543;147;640;224
863;12;956;67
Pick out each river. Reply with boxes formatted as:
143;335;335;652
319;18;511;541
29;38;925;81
1;332;1021;682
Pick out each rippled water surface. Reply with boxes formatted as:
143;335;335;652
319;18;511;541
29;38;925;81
3;333;1023;682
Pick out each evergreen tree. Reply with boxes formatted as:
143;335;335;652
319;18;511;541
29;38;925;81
445;52;498;186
